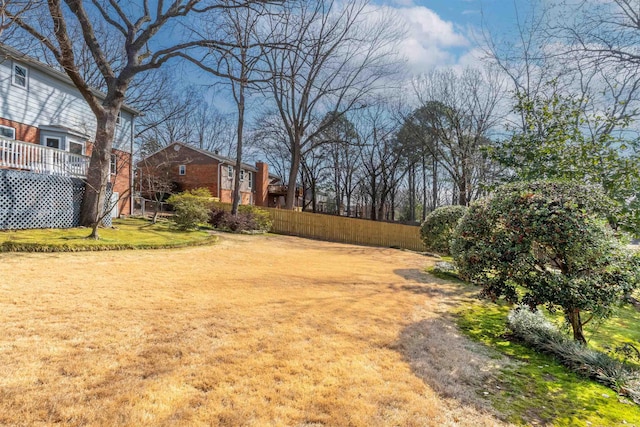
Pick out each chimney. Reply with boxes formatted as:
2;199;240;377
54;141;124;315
255;161;269;207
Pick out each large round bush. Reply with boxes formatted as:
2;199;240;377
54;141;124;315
420;205;467;255
451;181;639;344
167;188;211;230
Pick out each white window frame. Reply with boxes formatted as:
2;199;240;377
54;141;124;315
240;169;245;182
67;138;85;156
0;125;16;139
110;154;117;175
44;136;62;150
12;63;28;88
227;165;233;179
116;111;122;126
179;164;186;175
248;171;252;189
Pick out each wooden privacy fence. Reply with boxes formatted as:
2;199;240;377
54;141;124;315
261;207;426;251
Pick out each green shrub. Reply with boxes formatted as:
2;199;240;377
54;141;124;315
420;205;467;255
209;204;272;233
238;205;273;232
166;188;212;230
507;307;640;404
451;180;639;344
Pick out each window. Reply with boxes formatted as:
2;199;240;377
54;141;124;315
116;111;122;126
45;136;61;150
110;154;117;175
227;165;233;179
240;169;245;181
248;172;252;189
179;164;186;175
12;63;28;88
68;140;84;155
0;125;15;139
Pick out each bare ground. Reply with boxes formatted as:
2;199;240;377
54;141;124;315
0;232;512;426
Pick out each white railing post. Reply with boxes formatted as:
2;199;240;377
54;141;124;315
0;137;88;178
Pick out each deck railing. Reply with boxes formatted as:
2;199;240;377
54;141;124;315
0;137;88;178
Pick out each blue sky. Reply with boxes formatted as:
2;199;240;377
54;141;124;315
374;0;520;72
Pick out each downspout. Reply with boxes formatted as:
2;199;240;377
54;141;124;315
217;161;222;200
129;113;135;216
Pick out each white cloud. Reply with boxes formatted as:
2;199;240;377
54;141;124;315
367;5;469;73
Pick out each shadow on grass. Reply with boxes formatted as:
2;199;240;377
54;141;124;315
398;301;640;426
396;317;512;421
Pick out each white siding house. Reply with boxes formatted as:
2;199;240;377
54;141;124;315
0;44;139;216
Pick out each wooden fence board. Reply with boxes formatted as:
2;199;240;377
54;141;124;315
262;207;425;252
212;203;425;251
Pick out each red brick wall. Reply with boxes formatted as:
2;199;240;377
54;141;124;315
139;145;221;198
84;142;132;216
112;149;131;215
255;162;269;207
219;189;253;205
0;118;39;143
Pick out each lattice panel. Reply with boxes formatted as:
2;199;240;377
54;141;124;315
102;183;113;228
0;170;85;230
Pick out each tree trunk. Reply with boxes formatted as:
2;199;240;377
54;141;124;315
567;308;587;345
231;69;246;216
421;153;427;221
408;163;415;222
431;156;438;211
80;113;117;239
285;141;301;210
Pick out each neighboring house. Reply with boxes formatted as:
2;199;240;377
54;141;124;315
0;44;138;218
137;142;303;208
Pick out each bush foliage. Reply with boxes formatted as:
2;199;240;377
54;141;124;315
167;188;212;230
209;204;272;233
420;205;467;255
451;181;639;344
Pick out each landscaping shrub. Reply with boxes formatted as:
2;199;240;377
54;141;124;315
451;180;639;344
166;188;212;230
209;205;272;233
507;307;640;404
238;205;272;232
420;205;467;255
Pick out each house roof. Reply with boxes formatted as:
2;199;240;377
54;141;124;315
0;44;141;116
141;141;280;179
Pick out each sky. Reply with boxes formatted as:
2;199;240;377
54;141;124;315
377;0;520;72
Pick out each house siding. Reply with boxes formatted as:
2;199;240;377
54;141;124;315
0;57;133;152
0;51;136;217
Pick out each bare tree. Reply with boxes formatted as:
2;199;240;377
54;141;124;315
137;153;179;224
355;101;406;221
261;0;402;209
189;2;269;215
413;67;504;206
482;0;640;140
3;0;272;238
316;112;360;215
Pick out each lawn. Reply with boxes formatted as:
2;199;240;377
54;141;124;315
0;233;503;426
457;302;640;426
0;218;215;251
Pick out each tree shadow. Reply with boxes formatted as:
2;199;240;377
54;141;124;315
395;317;515;423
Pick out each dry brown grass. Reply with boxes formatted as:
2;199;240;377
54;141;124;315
0;233;509;426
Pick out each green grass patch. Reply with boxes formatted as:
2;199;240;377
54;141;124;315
0;217;216;252
457;302;640;426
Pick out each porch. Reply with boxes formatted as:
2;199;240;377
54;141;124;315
0;137;89;178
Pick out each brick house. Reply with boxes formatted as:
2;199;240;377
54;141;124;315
138;142;302;208
0;44;138;220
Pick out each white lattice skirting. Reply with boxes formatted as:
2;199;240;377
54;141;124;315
0;169;113;229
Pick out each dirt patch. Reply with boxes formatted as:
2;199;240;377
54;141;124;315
0;232;509;426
